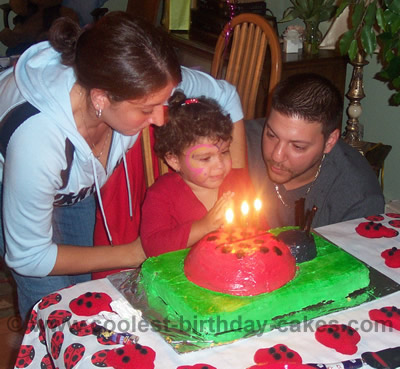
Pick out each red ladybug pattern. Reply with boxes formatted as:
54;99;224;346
248;365;315;369
69;320;97;337
39;293;62;310
381;247;400;268
15;345;35;368
369;306;400;331
365;215;385;222
254;344;302;365
38;318;47;345
64;343;85;369
91;349;111;367
355;221;398;238
51;331;64;359
176;365;217;369
315;324;361;355
386;213;400;218
105;343;156;369
69;292;113;316
25;310;37;335
41;353;55;369
47;310;72;329
389;220;400;228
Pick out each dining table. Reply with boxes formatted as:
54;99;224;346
13;214;400;369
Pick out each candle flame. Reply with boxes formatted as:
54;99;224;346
254;198;262;212
241;201;249;216
225;208;234;224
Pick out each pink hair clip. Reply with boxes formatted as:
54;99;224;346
184;98;199;105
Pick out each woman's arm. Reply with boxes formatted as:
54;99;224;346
50;238;146;275
231;118;246;168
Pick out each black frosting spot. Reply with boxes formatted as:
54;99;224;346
276;229;317;263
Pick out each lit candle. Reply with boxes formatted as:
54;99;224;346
254;198;262;229
241;201;249;227
225;208;234;241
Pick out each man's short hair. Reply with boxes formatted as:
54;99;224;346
271;73;343;139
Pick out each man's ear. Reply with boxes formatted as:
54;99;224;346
324;128;340;154
164;153;180;172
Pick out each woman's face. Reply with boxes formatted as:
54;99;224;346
172;138;232;191
103;82;176;135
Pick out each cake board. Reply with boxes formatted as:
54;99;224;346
109;230;400;354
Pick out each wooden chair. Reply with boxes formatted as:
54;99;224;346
141;126;169;188
211;13;282;119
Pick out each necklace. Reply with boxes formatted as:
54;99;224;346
274;154;325;208
80;101;112;160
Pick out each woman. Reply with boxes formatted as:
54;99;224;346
0;11;245;321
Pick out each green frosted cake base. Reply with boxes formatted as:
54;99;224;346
137;230;372;350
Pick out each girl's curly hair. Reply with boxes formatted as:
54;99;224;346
154;90;233;158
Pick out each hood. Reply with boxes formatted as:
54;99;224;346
14;41;89;158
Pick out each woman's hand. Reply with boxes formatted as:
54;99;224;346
127;237;147;267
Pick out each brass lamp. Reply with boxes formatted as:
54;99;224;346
343;52;369;151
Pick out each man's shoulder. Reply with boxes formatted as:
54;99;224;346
329;139;377;178
319;138;383;197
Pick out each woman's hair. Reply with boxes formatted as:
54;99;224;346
154;90;233;158
271;73;343;139
48;11;182;101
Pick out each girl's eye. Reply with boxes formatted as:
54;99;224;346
142;109;153;115
222;150;230;155
199;156;211;162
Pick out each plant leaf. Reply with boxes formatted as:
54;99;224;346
376;8;387;31
387;0;400;14
391;91;400;106
393;76;400;89
361;25;377;55
352;2;365;28
364;1;377;28
336;0;350;16
339;29;355;55
348;39;359;61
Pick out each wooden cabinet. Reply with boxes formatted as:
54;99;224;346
168;31;348;119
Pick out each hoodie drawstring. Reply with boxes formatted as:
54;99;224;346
92;136;133;246
120;135;133;220
91;157;113;245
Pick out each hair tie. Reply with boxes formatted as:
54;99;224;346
183;98;199;105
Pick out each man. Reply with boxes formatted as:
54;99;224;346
246;73;384;229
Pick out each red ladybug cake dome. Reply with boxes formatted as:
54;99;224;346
184;227;296;296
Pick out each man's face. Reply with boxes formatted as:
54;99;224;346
262;109;337;190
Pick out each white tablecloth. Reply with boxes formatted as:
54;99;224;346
14;215;400;369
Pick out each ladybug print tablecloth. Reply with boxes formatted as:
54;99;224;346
14;215;400;369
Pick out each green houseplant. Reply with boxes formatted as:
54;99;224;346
337;0;400;105
280;0;337;54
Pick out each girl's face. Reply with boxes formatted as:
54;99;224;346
169;138;232;190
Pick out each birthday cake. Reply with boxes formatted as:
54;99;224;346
184;227;296;296
137;227;372;350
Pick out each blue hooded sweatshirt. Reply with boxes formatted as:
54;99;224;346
0;41;243;277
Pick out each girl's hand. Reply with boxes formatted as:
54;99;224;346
203;191;234;233
187;192;234;247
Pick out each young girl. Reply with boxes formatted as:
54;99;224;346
140;91;256;257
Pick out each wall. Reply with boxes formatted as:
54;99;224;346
1;0;398;201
